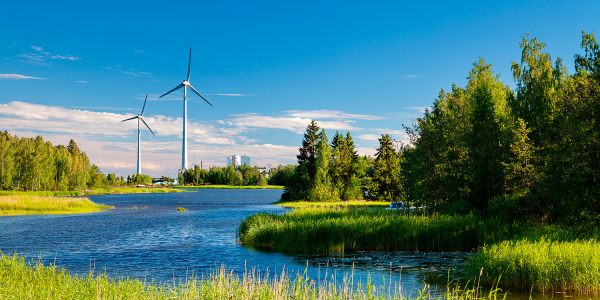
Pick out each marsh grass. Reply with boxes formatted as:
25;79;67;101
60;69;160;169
465;238;600;294
238;208;536;253
0;190;82;196
0;252;503;300
0;195;112;215
175;185;285;189
273;200;391;208
85;187;186;195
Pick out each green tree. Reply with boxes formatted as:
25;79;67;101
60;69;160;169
371;134;404;201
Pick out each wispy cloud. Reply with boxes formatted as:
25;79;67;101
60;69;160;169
102;66;152;76
405;106;430;113
17;53;45;61
51;54;81;60
133;49;147;54
401;75;422;78
209;93;256;97
30;45;43;51
0;74;45;80
75;80;87;83
68;105;137;111
287;109;384;121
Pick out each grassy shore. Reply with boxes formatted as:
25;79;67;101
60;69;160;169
85;187;186;195
465;238;600;294
239;206;599;293
0;195;112;216
273;200;391;208
238;207;542;253
0;252;499;300
175;185;284;189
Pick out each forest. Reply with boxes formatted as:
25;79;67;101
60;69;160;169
283;32;600;224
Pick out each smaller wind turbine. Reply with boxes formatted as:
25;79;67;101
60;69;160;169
122;94;155;174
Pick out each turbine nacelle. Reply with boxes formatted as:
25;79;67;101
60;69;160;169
183;80;189;86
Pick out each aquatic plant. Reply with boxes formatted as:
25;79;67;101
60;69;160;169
177;207;187;212
0;195;112;215
0;252;503;300
465;238;600;294
238;208;533;253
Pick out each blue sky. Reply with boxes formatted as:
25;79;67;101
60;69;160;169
1;0;599;177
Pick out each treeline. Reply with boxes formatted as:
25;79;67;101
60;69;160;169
402;32;600;223
282;121;401;202
284;32;600;223
0;132;104;191
179;164;269;186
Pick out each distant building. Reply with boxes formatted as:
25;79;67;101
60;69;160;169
226;154;251;167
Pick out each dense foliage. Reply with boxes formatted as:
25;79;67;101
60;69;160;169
0;132;103;191
402;32;600;223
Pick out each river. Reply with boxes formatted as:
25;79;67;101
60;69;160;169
0;189;589;299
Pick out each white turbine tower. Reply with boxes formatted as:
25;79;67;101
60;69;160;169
159;47;213;170
122;94;155;174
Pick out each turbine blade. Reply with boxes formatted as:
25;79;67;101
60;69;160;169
141;94;148;115
140;117;155;136
186;84;213;107
187;46;192;81
159;83;184;98
121;116;139;122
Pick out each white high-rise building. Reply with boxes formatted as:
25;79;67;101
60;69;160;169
226;154;251;167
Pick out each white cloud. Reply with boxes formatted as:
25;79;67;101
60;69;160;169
225;114;358;134
287;109;384;121
356;134;381;141
0;101;235;145
0;74;45;80
30;45;43;51
51;55;81;60
75;80;87;83
402;75;422;78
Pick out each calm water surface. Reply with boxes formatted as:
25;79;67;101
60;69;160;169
0;190;588;299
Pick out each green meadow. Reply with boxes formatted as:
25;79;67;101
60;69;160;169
0;194;112;216
272;200;391;208
0;252;500;300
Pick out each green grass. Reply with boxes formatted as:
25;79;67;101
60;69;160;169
238;208;538;253
85;187;187;195
273;200;391;208
0;195;113;215
0;190;83;196
465;238;600;294
174;185;284;189
0;252;501;300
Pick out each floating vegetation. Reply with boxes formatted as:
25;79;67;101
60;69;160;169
176;207;187;212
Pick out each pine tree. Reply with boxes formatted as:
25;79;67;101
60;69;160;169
372;134;404;201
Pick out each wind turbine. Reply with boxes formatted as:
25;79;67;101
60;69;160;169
159;47;213;170
122;94;155;174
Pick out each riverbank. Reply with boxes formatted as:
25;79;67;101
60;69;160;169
238;207;547;253
0;187;187;197
273;200;391;208
0;195;112;216
0;252;497;300
175;185;284;189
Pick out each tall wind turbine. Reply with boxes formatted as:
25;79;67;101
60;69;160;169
122;94;155;174
159;47;213;170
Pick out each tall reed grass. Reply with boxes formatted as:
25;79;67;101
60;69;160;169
0;253;503;300
238;208;532;253
465;238;600;294
0;195;112;215
175;185;285;189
